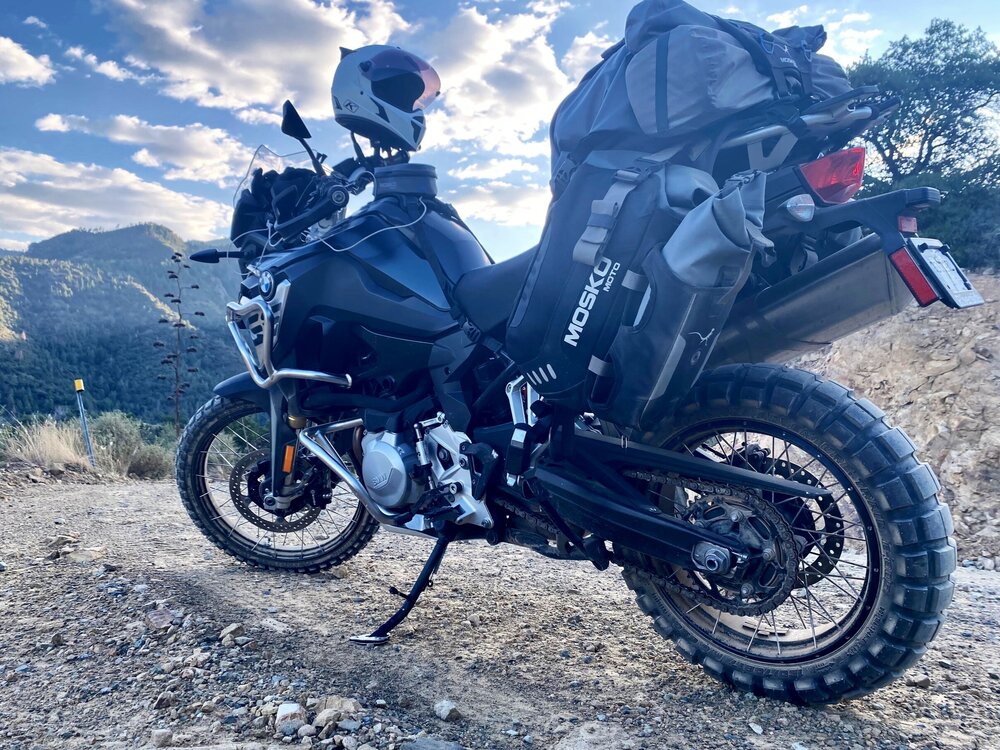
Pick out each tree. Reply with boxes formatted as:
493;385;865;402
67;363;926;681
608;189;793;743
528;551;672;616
850;20;1000;184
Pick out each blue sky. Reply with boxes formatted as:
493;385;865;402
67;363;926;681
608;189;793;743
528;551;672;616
2;0;999;259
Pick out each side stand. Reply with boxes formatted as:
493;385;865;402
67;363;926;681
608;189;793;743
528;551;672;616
350;532;452;645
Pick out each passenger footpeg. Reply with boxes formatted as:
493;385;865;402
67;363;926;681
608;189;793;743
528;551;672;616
349;532;451;646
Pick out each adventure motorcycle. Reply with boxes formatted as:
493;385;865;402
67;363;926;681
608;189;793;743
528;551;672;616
177;42;982;704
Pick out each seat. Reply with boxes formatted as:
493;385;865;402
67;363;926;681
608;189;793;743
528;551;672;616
453;247;537;339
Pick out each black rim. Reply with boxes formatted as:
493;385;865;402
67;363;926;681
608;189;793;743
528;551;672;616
647;419;882;664
194;403;366;561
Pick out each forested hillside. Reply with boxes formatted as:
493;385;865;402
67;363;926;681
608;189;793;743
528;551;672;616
0;224;240;424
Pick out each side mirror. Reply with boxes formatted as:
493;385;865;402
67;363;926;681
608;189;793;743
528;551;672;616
281;100;312;140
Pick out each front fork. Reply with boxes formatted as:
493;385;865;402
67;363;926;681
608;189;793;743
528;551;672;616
265;387;304;512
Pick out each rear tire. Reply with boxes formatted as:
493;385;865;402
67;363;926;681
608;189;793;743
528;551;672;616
624;364;956;703
176;396;379;573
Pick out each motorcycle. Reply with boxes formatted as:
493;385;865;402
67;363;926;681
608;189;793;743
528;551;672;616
178;90;981;704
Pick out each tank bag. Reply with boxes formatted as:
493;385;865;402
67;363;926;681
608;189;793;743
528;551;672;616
506;157;769;430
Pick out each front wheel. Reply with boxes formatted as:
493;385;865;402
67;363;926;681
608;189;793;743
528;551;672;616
176;396;379;573
622;364;956;703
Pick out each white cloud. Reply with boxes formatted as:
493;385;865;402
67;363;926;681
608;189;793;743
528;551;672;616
767;5;809;28
561;31;615;85
234;108;283;127
453;181;550;228
453;158;540;180
420;5;571;159
23;16;48;30
35;114;250;186
0;36;55;86
98;0;408;119
0;148;230;243
65;45;148;82
823;12;884;64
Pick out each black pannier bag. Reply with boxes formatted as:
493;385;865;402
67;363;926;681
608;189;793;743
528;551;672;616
506;0;849;429
506;155;769;430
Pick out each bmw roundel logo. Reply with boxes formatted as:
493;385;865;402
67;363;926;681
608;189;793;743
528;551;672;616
259;271;275;299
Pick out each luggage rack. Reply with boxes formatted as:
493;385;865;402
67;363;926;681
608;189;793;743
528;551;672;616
718;87;892;171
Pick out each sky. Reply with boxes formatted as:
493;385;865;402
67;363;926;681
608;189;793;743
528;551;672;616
1;0;999;260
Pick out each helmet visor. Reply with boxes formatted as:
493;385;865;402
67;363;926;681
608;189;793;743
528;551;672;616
364;50;441;113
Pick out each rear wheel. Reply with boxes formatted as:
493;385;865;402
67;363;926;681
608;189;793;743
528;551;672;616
176;396;379;573
621;364;956;703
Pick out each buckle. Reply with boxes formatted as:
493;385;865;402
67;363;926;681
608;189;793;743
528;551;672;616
614;168;643;184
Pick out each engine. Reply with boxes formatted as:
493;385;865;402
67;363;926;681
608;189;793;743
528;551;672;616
359;417;494;531
360;431;422;509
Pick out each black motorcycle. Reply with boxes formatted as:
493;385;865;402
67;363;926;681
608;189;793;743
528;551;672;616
178;96;981;704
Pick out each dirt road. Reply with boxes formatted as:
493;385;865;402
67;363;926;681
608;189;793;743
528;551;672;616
1;479;999;750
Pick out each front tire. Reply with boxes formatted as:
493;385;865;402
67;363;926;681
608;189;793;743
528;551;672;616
176;396;379;573
624;364;956;703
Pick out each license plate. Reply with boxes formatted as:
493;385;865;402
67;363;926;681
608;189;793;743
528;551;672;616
907;237;984;309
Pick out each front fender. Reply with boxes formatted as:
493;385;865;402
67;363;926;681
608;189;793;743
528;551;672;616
213;372;271;411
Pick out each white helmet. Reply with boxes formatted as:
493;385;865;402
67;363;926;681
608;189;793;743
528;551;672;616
333;46;441;152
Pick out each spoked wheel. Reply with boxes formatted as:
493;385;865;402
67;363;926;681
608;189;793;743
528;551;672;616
176;396;379;572
621;365;956;704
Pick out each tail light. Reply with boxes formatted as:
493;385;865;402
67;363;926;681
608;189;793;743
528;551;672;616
889;248;939;307
800;147;866;204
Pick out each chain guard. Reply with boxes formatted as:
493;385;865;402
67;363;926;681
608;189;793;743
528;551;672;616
229;450;322;533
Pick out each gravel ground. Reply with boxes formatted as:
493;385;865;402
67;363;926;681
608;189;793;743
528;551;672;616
2;477;999;750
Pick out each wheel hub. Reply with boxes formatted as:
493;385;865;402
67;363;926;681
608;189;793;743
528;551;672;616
229;450;322;532
678;493;799;616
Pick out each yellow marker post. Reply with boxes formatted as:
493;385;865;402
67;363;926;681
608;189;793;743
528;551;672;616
74;379;96;467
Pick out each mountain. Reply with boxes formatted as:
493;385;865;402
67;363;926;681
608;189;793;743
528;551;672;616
0;224;242;424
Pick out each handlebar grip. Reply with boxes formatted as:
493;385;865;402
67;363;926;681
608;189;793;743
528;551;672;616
273;190;347;241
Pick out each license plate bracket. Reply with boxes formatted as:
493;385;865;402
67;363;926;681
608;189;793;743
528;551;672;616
906;238;984;309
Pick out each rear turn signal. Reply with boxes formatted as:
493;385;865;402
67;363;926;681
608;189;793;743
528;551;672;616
889;248;939;307
800;147;866;204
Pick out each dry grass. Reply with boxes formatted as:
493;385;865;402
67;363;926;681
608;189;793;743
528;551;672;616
0;419;92;470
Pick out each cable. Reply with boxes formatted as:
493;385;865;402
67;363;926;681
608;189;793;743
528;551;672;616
320;199;428;254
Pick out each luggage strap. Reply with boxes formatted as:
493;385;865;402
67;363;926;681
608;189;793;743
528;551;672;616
571;145;684;266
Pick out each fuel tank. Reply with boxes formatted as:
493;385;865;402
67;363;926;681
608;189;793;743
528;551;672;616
249;164;490;382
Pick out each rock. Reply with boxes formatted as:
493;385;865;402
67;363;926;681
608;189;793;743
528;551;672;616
315;695;362;716
337;719;361;732
748;721;764;735
63;546;106;563
905;673;932;689
153;691;176;709
313;708;341;728
276;702;307;736
219;623;245;640
146;609;174;630
434;699;462;722
988;670;1000;680
400;740;467;750
150;728;173;747
298;724;317;738
50;632;65;647
0;560;6;573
